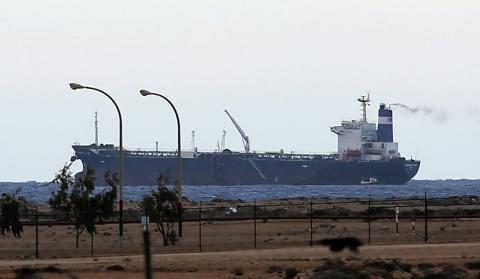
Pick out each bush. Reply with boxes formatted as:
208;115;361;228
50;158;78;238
267;265;283;274
466;261;480;270
423;266;467;279
231;267;243;276
313;259;361;279
312;207;354;217
106;265;125;271
363;259;412;273
0;191;27;237
417;263;434;269
141;175;183;246
284;267;299;279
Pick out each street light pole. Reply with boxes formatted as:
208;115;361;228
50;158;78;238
69;83;125;239
140;89;183;237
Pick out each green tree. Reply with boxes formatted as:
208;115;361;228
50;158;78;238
49;164;117;248
0;190;27;238
141;175;183;246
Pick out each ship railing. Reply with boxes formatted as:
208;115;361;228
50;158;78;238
96;146;338;160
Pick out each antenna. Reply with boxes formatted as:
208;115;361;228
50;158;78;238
191;130;196;151
221;130;226;151
94;111;99;146
357;93;371;122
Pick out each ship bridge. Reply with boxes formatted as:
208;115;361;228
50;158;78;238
331;96;400;161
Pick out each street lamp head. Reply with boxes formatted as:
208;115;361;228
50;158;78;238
69;83;85;90
140;89;153;96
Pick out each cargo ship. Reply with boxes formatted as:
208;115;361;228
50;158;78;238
72;96;420;186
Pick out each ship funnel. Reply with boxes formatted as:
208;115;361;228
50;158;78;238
378;103;393;142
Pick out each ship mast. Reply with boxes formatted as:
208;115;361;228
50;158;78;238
221;130;226;151
357;94;370;122
94;111;99;146
191;130;196;151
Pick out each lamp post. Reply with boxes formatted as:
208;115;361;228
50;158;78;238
69;83;125;238
140;89;183;237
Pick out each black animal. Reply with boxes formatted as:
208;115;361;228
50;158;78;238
318;237;363;253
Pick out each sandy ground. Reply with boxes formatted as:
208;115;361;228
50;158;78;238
2;242;480;278
1;218;480;259
2;198;480;277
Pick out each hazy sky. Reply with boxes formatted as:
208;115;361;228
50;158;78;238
1;1;479;181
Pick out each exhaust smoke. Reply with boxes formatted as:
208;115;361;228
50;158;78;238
390;103;448;124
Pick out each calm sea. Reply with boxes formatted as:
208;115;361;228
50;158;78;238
1;180;480;203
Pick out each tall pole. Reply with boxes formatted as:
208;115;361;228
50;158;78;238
35;207;39;258
69;83;124;238
140;89;183;237
424;192;428;243
95;111;99;146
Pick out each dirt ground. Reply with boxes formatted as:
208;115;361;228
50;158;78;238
2;242;480;278
1;217;480;259
2;198;480;278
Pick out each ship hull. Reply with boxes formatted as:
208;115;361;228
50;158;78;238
73;145;420;186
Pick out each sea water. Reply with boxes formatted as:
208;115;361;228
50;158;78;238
1;180;480;203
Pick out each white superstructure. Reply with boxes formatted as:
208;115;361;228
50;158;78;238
330;96;400;161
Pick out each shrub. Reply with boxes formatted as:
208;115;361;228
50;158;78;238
267;265;283;274
466;260;480;269
49;166;117;248
423;266;467;279
231;267;243;276
313;259;361;278
417;263;434;269
106;265;125;271
312;207;354;218
141;175;183;246
284;267;299;279
0;191;27;237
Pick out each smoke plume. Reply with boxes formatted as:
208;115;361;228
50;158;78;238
390;103;448;124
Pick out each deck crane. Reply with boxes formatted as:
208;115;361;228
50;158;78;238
224;109;250;153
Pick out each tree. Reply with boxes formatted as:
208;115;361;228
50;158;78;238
0;190;27;238
141;175;183;246
49;164;117;248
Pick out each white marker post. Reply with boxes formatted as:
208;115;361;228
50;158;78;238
142;215;150;231
142;215;152;279
395;206;400;235
412;217;416;234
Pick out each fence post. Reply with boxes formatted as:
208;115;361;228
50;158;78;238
35;207;39;258
199;201;202;252
310;199;313;246
91;233;94;257
424;192;428;243
253;199;257;249
368;196;371;245
143;229;153;279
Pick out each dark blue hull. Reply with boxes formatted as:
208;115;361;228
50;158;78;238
73;145;420;186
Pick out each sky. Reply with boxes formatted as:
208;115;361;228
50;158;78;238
1;0;479;181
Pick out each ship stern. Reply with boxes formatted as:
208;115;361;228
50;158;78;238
404;160;421;181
